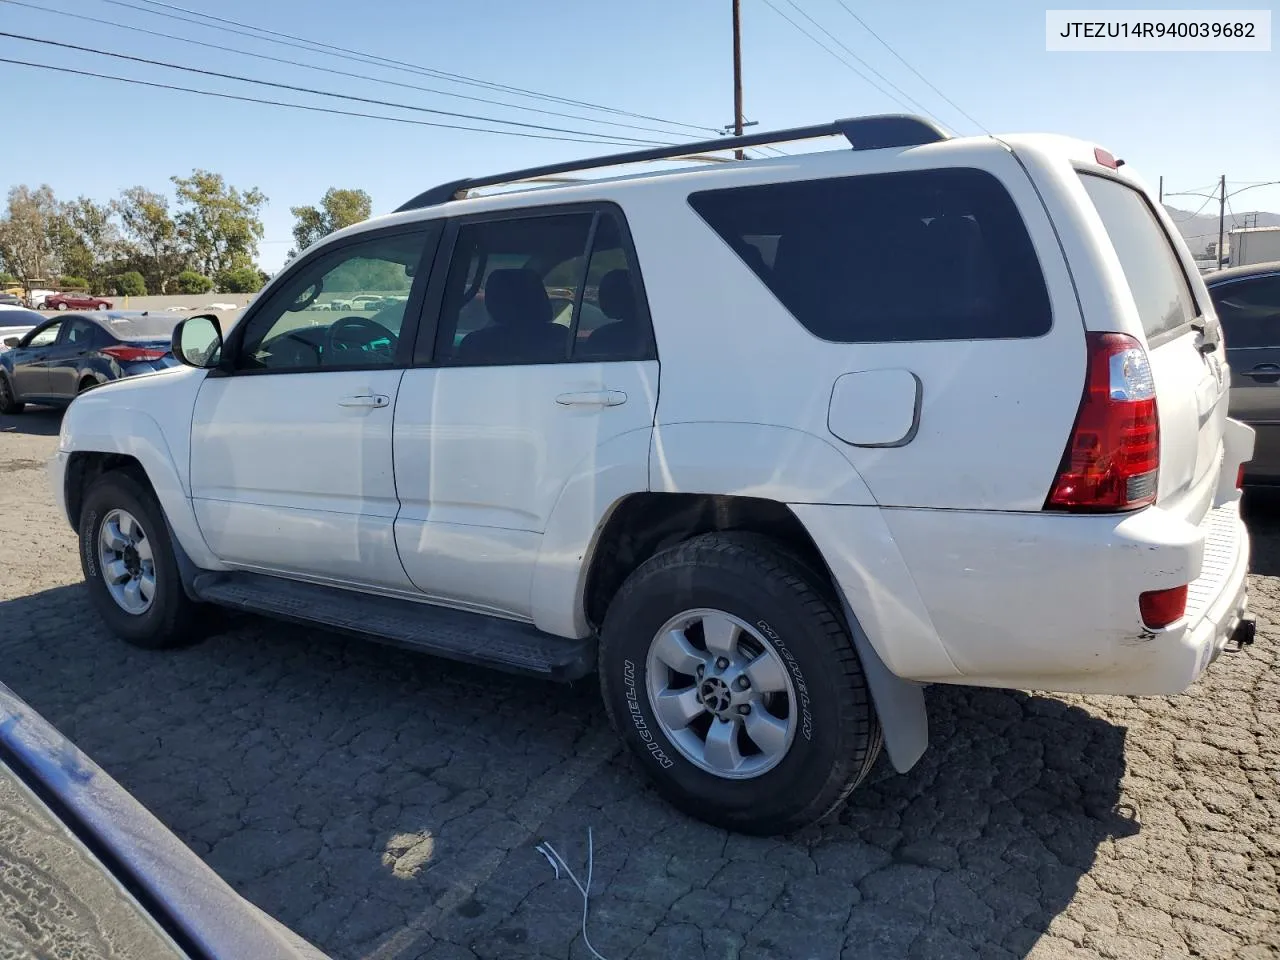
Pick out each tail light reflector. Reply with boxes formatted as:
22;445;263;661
102;345;168;362
1047;332;1159;511
1237;464;1245;490
1139;585;1188;628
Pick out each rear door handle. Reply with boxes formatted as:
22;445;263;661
338;393;390;408
555;390;627;407
1245;364;1280;384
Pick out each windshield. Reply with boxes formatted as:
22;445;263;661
99;313;183;340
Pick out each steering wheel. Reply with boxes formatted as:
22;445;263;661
324;316;399;362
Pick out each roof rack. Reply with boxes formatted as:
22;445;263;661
395;113;950;212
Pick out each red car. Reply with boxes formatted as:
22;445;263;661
45;292;113;311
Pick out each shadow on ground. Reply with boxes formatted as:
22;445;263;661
0;407;62;437
0;583;1134;959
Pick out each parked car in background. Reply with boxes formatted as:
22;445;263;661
0;680;326;959
0;292;25;307
0;312;180;413
1207;261;1280;482
0;309;44;354
46;292;113;311
26;289;57;309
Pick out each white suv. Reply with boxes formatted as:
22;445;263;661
51;115;1255;835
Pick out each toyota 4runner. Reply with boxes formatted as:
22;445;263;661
50;115;1255;835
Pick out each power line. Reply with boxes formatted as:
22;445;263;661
756;0;917;116
830;0;986;134
1170;194;1218;221
0;31;670;146
0;58;663;147
778;0;939;124
98;0;716;135
1;0;699;141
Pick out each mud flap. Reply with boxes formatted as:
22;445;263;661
839;595;928;773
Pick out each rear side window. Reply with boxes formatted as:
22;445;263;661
1079;174;1199;341
688;168;1051;342
1210;275;1280;349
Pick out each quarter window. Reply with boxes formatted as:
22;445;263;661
235;228;433;371
688;168;1052;343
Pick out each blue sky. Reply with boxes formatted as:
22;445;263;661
1;0;1276;272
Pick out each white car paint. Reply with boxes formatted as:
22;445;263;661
50;126;1253;707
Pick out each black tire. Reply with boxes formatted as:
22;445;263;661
78;470;200;649
77;377;97;395
56;302;67;310
598;532;882;835
0;373;23;414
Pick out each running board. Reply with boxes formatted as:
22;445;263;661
191;572;595;681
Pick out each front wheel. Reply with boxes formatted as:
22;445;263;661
97;303;108;310
56;302;67;310
598;533;881;835
0;374;24;415
79;471;200;649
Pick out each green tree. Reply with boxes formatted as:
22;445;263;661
289;188;371;257
59;275;89;289
177;270;214;294
114;271;147;296
172;170;267;279
49;197;119;292
115;187;186;294
0;272;18;285
217;265;264;293
0;185;59;293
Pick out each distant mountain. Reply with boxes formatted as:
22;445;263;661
1164;205;1280;256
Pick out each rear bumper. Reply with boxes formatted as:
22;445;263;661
795;494;1251;697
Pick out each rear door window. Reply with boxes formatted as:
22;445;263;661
1210;275;1280;349
688;168;1051;342
1078;174;1200;341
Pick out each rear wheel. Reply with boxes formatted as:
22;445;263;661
598;532;881;835
96;302;108;311
56;302;67;310
79;471;200;649
0;373;23;414
77;376;97;395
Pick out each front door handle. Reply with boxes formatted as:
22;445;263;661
338;393;390;408
1245;364;1280;384
555;389;627;407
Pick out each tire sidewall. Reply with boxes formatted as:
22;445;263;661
79;474;184;647
600;552;868;830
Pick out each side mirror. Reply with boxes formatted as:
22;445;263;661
172;314;224;369
3;337;19;348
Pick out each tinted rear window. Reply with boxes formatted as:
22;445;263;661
100;313;181;340
688;168;1051;342
1209;274;1280;349
1078;174;1199;340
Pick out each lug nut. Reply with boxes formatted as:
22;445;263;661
716;657;730;670
735;676;750;690
737;705;751;716
696;664;705;677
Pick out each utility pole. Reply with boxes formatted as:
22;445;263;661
1218;174;1226;266
732;0;744;159
1158;176;1163;204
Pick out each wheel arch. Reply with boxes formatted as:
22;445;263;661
60;404;224;573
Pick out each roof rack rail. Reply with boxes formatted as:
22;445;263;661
394;113;950;212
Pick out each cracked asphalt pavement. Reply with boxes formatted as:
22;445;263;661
2;408;1278;959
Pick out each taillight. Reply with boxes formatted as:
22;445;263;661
1139;585;1187;628
1046;332;1159;511
102;345;168;362
1237;464;1246;490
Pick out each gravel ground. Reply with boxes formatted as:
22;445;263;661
1;406;1277;960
